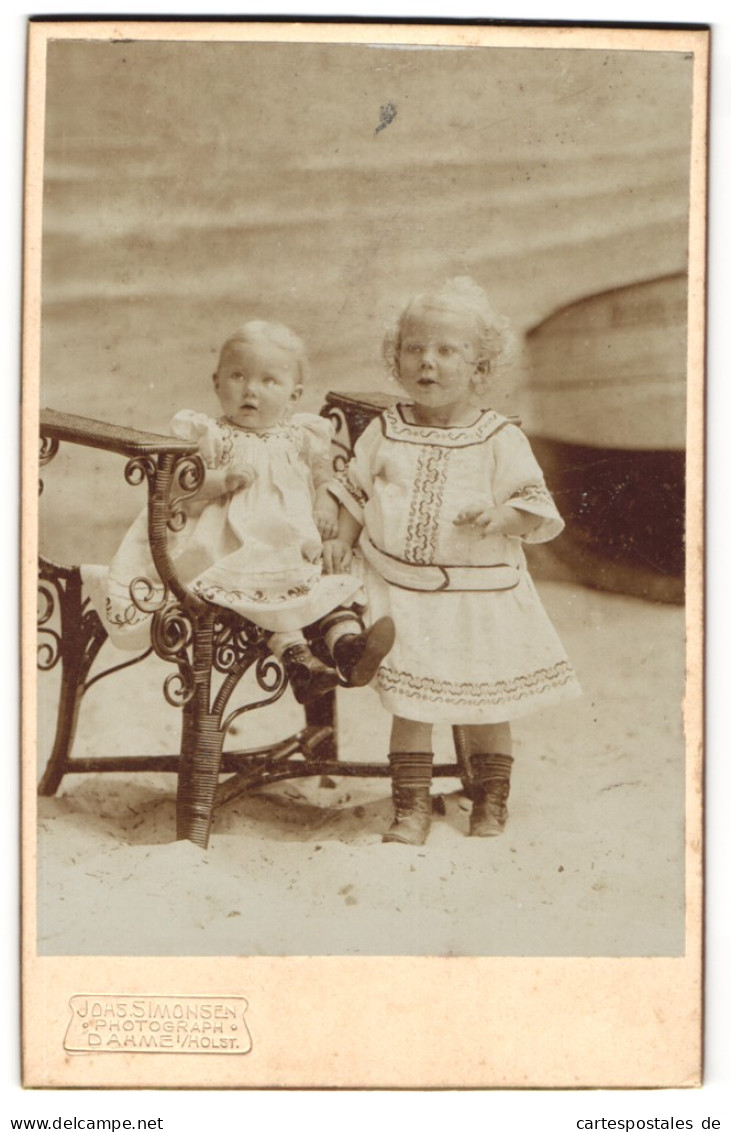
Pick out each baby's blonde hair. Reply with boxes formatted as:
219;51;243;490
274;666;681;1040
217;320;311;384
382;276;514;395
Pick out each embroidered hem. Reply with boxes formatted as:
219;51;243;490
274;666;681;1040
376;658;576;708
193;579;316;605
105;597;149;629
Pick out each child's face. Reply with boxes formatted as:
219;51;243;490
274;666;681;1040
214;338;302;431
397;304;483;413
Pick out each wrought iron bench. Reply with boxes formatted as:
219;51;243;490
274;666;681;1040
37;392;473;849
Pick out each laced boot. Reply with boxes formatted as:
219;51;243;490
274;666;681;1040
469;753;514;837
382;751;433;845
280;643;339;704
332;615;395;686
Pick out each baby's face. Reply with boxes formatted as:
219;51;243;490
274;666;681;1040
214;338;302;431
397;304;482;412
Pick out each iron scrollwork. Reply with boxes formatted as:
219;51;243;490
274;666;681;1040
168;453;206;533
213;620;261;675
208;612;287;735
40;435;59;467
124;454;157;488
39;434;60;494
130;574;168;616
151;601;196;707
125;450;205;534
321;405;352;473
37;578;62;670
37;562;108;682
221;650;288;738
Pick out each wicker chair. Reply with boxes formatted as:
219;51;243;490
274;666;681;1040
37;393;472;848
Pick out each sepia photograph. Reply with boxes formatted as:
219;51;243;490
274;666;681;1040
22;18;706;1088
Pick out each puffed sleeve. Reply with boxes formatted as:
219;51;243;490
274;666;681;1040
170;410;226;469
292;413;336;488
327;416;381;522
491;424;564;544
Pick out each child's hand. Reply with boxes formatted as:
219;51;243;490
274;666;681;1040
315;510;339;540
314;498;340;540
454;504;526;537
313;487;340;540
322;538;353;574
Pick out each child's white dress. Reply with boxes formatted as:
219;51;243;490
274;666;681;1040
329;404;581;724
83;411;362;650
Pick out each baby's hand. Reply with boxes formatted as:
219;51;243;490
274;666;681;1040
321;538;353;574
197;430;224;468
454;504;521;537
225;465;256;494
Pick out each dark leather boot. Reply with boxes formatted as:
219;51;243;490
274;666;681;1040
332;615;395;686
382;751;433;845
281;643;338;704
469;753;514;837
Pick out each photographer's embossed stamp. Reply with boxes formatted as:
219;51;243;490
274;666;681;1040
64;995;252;1054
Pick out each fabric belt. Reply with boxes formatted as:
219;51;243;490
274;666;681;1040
360;536;520;592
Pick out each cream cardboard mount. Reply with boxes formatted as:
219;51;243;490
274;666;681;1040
22;19;707;1088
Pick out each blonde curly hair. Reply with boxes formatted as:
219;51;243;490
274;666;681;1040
382;276;514;395
217;320;311;385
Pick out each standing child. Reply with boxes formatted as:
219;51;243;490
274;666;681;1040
324;278;580;844
84;319;393;702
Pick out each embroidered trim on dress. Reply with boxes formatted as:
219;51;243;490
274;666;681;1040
105;597;148;628
193;580;315;605
382;405;511;449
508;481;554;508
218;418;301;444
334;467;368;509
215;420;236;467
404;447;449;563
377;659;575;706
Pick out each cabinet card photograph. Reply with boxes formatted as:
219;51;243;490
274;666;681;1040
22;18;707;1088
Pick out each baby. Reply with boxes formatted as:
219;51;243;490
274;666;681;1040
84;320;394;702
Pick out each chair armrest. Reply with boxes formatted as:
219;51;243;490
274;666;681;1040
321;392;522;455
322;392;397;450
40;407;198;460
39;407;207;614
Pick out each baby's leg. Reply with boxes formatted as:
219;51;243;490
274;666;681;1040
460;722;513;838
319;606;395;687
268;630;338;705
268;629;307;658
383;715;434;846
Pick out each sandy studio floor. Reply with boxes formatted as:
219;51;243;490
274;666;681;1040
35;580;686;959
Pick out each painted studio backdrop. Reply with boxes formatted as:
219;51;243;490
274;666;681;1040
37;37;692;957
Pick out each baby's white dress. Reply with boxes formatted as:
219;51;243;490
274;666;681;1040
329;404;581;724
83;411;361;650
